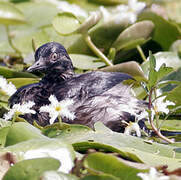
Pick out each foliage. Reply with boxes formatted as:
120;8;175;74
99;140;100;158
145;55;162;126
1;0;181;179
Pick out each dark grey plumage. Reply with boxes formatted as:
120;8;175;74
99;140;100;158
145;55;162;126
9;42;148;132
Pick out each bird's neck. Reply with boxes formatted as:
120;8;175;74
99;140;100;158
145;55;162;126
41;70;75;85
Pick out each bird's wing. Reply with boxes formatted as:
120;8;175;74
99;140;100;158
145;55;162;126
8;83;42;107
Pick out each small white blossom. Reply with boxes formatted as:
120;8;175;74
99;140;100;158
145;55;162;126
137;167;170;180
124;122;141;137
101;0;146;24
45;0;87;18
0;76;17;96
40;95;75;125
154;90;175;114
4;101;35;120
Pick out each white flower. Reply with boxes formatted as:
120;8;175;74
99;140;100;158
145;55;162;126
154;90;175;114
4;101;36;120
117;0;146;24
45;0;87;18
101;0;146;24
124;122;141;137
0;76;17;96
137;167;170;180
40;95;75;125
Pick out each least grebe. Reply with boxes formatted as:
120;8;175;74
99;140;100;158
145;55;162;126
9;42;147;132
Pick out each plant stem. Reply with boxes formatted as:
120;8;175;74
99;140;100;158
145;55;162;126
11;114;17;125
83;33;113;66
58;116;62;125
136;45;147;62
148;88;174;144
32;38;36;52
5;25;22;57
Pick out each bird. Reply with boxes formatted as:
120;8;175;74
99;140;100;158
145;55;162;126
9;42;148;133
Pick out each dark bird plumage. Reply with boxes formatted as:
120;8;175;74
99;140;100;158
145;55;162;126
9;42;148;132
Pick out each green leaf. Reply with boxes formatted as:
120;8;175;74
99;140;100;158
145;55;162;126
81;174;119;180
166;84;181;106
55;123;181;170
2;138;75;173
83;152;148;180
70;54;105;70
157;64;173;82
0;66;37;79
138;11;181;50
99;61;146;78
112;21;155;51
3;158;60;180
68;14;129;54
148;52;157;89
90;0;126;5
157;80;181;89
0;127;10;148
142;52;181;75
41;171;79;180
7;78;39;88
52;12;81;36
76;11;102;34
5;122;48;146
155;119;181;132
0;2;26;25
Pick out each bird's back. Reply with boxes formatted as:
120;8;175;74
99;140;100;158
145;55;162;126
54;71;133;101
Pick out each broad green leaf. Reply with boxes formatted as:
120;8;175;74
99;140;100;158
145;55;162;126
12;29;50;58
41;171;78;180
157;64;173;82
0;127;10;148
115;38;148;51
3;158;60;180
99;61;146;78
7;78;39;88
0;2;60;57
0;2;26;25
83;152;148;180
68;15;129;54
157;80;181;89
53;11;101;35
90;0;126;5
43;123;92;139
0;66;37;78
81;174;119;180
55;123;181;170
138;11;181;50
2;138;75;173
166;84;181;106
153;119;181;132
76;11;102;34
15;2;59;28
5;122;48;146
112;21;154;51
70;54;105;69
52;12;81;36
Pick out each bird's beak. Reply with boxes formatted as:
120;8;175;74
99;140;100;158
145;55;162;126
27;57;45;73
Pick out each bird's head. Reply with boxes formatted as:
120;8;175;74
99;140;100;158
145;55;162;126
27;42;74;74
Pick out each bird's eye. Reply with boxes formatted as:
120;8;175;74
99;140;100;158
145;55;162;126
51;52;58;61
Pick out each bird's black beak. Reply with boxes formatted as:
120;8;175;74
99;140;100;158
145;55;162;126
27;57;46;73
